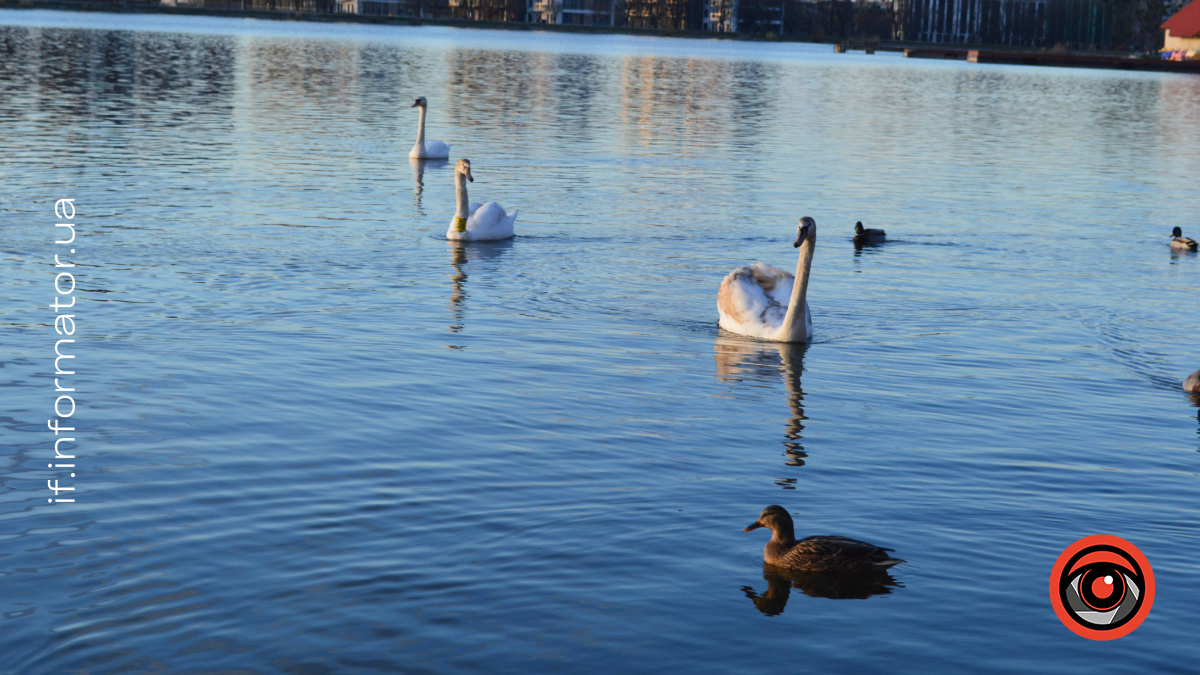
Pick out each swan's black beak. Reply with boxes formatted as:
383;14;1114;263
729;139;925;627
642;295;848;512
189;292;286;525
411;101;420;108
743;521;764;532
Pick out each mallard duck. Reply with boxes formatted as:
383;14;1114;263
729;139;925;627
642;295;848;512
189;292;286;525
1184;369;1200;393
1169;227;1198;251
743;505;904;573
853;221;886;244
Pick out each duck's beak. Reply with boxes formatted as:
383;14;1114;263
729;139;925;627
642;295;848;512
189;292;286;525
743;521;764;532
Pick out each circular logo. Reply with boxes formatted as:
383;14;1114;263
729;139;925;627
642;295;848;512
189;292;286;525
1049;535;1154;640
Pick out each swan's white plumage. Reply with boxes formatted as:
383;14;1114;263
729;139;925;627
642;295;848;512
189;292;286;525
446;158;516;241
410;140;451;160
718;263;811;341
718;217;816;343
447;202;518;241
409;97;450;159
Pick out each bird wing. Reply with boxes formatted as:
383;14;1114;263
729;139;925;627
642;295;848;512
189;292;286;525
797;536;893;560
423;141;451;158
466;202;514;239
717;263;794;334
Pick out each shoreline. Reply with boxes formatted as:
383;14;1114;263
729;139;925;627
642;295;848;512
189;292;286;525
4;1;1197;75
0;0;817;42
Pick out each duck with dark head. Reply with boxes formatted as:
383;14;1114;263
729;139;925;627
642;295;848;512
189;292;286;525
1169;227;1198;251
853;221;886;245
743;505;905;574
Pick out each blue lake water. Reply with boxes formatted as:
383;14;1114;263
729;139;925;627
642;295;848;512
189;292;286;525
2;9;1200;672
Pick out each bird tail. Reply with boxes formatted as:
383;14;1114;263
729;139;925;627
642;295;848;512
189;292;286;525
876;558;905;568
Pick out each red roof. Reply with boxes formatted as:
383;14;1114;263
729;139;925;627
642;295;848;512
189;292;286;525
1162;0;1200;38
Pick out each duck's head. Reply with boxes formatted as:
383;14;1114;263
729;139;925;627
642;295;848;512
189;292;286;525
744;505;795;534
1171;226;1183;238
456;159;474;182
412;96;428;109
794;216;816;248
855;221;865;235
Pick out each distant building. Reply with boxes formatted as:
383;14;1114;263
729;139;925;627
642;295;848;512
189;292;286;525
698;0;783;34
892;0;1157;50
733;0;781;34
339;0;420;15
622;0;694;30
1162;0;1200;57
449;0;519;20
526;0;615;25
702;0;735;32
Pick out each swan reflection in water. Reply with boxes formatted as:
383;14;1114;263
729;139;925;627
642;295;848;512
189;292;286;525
714;334;808;481
742;564;901;616
447;239;512;348
411;157;449;214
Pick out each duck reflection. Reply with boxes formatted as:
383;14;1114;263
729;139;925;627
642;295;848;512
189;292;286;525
447;240;512;348
411;157;449;214
742;564;901;615
715;334;808;472
853;240;884;257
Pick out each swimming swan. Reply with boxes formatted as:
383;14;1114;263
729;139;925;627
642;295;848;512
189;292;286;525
744;505;905;574
717;217;815;342
409;97;451;160
446;159;517;241
853;221;886;244
1169;227;1198;251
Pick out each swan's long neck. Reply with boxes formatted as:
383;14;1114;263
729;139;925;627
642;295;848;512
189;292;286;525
455;172;470;219
416;106;427;147
780;234;814;342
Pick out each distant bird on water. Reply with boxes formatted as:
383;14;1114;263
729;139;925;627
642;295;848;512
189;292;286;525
743;505;905;573
1169;227;1197;251
409;96;451;160
853;221;886;244
1184;369;1200;393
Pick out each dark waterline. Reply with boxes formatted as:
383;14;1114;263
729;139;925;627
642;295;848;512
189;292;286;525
1;10;1199;674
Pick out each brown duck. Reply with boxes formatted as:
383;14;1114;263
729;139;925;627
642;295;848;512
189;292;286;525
743;505;905;573
853;221;886;244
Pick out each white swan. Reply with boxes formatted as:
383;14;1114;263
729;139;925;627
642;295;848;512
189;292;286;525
409;97;451;160
718;217;815;342
446;159;517;241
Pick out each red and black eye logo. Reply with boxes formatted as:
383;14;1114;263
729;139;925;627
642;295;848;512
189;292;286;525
1049;535;1154;640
